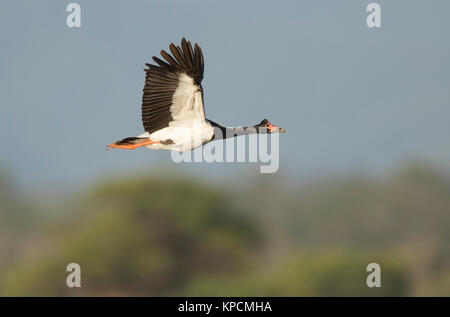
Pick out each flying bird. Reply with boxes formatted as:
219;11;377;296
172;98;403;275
107;38;285;151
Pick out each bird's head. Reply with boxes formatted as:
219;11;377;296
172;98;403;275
255;119;286;134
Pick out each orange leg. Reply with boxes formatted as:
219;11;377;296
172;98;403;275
107;139;160;150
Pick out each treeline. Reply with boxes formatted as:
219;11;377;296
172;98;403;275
0;163;449;296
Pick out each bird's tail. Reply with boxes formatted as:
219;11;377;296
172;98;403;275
114;137;148;145
107;137;152;150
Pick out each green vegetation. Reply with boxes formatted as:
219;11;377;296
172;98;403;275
0;163;449;296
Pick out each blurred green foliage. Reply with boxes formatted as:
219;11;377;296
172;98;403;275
0;163;449;296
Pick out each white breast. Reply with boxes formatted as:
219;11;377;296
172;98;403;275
139;121;214;152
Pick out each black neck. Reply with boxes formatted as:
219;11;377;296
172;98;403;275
208;120;260;140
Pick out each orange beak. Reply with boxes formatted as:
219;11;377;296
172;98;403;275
267;124;286;133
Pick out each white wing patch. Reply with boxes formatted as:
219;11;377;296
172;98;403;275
169;73;206;127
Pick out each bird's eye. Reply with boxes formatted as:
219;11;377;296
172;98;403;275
265;123;270;127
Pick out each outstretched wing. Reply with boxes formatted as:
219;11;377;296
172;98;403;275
142;38;205;134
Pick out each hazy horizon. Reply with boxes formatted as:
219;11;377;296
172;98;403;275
1;0;450;189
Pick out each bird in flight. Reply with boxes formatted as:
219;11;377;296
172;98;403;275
107;38;285;151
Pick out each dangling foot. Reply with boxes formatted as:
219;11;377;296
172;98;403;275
107;139;160;150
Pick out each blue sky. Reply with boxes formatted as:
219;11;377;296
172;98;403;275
1;0;449;188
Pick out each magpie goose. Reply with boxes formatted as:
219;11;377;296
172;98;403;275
107;38;285;151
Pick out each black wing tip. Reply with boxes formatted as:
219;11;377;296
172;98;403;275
145;38;204;82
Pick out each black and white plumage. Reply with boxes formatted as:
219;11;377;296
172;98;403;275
107;38;285;151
